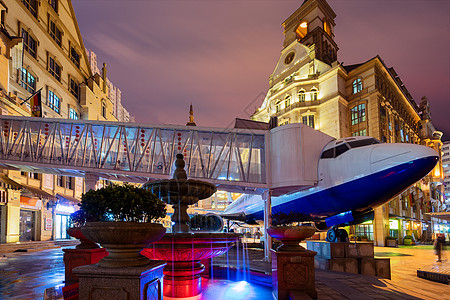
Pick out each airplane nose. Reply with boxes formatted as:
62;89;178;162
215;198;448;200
370;143;438;173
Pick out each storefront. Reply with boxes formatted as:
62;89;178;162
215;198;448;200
55;194;79;239
19;197;42;242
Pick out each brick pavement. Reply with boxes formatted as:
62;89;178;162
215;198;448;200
0;242;448;299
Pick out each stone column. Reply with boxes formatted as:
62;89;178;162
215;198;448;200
84;173;99;192
263;189;272;262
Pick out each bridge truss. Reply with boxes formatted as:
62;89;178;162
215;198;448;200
0;116;268;193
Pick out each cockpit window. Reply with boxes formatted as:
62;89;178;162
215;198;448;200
320;138;378;159
348;138;380;149
335;144;349;157
321;148;334;159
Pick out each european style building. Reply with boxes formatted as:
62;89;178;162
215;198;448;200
252;0;446;245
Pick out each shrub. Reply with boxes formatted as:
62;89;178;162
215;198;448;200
79;183;166;223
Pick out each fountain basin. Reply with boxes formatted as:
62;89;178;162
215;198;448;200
142;232;240;298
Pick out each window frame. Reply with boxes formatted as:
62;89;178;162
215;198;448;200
22;0;38;18
49;0;58;12
310;88;318;101
102;102;107;118
352;78;363;94
21;28;37;58
70;78;80;99
70;47;80;68
298;90;305;102
48;90;61;113
19;68;36;93
49;20;62;46
351;103;366;125
48;56;61;81
69;107;79;120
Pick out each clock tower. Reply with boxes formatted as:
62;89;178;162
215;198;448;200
283;0;338;65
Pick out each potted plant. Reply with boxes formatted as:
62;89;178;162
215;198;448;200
267;211;316;251
79;183;167;268
385;236;398;247
66;210;100;249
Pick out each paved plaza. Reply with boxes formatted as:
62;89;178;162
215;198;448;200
0;243;448;299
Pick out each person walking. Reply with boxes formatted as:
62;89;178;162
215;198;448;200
434;234;444;262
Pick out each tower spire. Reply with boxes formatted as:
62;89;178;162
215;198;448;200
186;104;196;126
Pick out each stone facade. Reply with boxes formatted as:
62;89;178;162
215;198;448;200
0;0;118;243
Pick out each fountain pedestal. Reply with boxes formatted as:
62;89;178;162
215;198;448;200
63;248;108;286
271;249;317;300
73;261;166;300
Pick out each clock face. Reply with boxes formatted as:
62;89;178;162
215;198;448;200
284;52;295;65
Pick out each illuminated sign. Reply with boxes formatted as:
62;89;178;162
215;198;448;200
56;204;75;214
389;219;399;230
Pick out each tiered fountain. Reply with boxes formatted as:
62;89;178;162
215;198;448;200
142;153;240;298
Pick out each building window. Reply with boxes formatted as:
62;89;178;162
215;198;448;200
352;78;363;94
70;47;80;68
69;108;78;120
20;68;36;93
102;102;106;118
351;103;366;125
296;21;307;39
22;0;37;18
284;95;291;108
302;115;315;128
57;175;64;187
22;29;37;58
298;90;305;102
310;88;318;101
352;129;367;136
48;90;61;113
70;79;79;99
49;0;58;12
49;57;61;81
28;172;39;179
275;100;282;113
356;223;374;241
65;177;73;189
49;20;62;46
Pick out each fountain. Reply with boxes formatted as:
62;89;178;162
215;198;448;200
142;153;240;298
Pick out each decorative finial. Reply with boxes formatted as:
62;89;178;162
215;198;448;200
173;153;187;180
186;104;196;126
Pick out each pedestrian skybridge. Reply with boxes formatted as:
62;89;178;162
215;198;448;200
0;116;333;194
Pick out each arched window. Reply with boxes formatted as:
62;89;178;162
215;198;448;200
275;100;282;113
310;88;318;101
102;102;107;118
324;20;331;36
298;90;305;102
352;78;363;94
296;21;308;39
284;95;291;108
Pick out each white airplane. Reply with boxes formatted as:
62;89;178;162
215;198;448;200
223;136;439;240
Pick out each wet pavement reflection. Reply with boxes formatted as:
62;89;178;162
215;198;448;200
0;249;66;299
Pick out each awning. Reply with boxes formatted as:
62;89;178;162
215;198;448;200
56;193;81;204
0;174;23;190
389;214;405;220
21;184;55;200
426;212;450;222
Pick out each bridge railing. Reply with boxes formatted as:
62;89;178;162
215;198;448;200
0;116;267;184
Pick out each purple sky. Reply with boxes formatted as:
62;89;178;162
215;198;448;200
73;0;450;140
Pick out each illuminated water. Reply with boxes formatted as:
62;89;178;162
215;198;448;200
163;279;272;300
